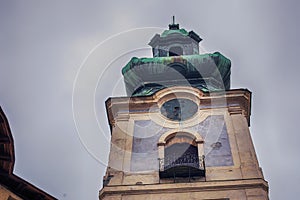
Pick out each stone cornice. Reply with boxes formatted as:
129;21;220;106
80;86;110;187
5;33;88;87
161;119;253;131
105;87;252;132
99;178;268;199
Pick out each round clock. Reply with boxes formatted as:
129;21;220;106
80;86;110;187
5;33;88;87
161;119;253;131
160;98;198;121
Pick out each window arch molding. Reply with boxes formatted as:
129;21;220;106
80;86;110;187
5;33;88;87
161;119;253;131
158;130;203;145
157;130;204;163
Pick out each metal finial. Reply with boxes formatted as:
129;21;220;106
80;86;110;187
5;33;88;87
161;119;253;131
169;16;179;30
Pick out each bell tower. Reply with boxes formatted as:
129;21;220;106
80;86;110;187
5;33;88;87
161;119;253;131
99;21;269;200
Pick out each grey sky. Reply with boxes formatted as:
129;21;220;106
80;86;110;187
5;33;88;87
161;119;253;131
0;0;299;199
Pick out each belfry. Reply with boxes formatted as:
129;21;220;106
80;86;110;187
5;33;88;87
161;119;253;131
99;20;269;200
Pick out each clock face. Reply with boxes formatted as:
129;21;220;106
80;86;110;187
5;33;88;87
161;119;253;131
161;98;198;121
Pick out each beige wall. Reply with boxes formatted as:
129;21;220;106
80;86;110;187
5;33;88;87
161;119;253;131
106;111;264;185
101;87;269;200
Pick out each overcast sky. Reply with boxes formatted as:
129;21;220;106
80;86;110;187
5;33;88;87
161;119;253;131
0;1;300;199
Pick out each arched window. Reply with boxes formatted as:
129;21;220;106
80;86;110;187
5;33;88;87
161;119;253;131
158;131;205;179
164;135;199;170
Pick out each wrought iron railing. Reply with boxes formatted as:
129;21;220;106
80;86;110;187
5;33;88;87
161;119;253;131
158;155;205;172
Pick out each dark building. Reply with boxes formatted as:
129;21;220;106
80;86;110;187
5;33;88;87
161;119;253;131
0;107;57;200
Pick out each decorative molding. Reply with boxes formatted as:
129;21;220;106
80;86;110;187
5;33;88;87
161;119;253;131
228;106;243;115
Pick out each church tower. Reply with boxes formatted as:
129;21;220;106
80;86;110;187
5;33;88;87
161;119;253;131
99;20;269;200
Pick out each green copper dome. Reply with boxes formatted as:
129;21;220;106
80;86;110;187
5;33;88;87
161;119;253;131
122;52;231;96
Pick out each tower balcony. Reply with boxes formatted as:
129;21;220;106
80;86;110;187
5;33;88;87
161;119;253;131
158;155;205;179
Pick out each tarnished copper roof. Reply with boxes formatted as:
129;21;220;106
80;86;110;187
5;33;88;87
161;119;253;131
122;52;231;96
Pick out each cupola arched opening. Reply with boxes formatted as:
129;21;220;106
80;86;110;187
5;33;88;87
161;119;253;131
169;46;183;56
